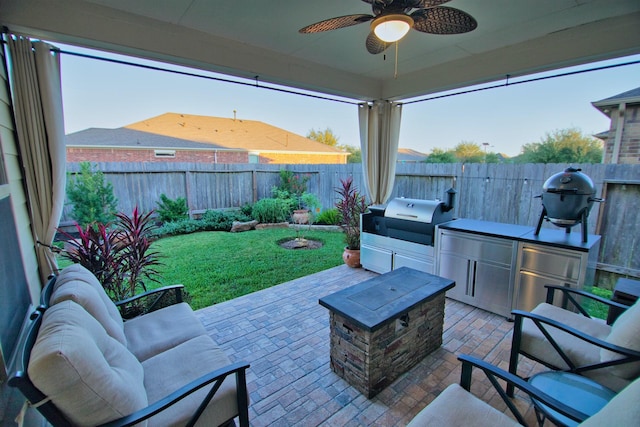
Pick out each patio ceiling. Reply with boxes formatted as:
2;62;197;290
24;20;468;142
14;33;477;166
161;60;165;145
1;0;640;101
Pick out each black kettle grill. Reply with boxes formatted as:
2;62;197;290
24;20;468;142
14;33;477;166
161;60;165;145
534;167;603;243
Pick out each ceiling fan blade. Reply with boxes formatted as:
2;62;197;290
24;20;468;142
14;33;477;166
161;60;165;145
299;14;373;33
410;0;451;8
361;0;394;5
363;0;449;8
366;32;389;54
412;6;478;34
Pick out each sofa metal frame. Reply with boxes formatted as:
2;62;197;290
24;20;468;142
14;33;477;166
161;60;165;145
455;354;588;426
9;275;250;427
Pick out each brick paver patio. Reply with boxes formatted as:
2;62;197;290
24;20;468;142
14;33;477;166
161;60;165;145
196;265;544;426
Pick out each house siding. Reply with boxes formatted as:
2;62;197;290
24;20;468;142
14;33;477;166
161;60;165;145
0;43;42;425
259;152;348;164
67;147;249;163
602;102;640;164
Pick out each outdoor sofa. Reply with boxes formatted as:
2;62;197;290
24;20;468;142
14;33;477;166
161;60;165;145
9;264;249;426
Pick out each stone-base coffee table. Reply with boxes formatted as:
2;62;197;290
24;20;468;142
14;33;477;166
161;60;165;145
319;267;455;398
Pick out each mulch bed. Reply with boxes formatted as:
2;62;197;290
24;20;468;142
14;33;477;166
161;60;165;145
279;238;323;250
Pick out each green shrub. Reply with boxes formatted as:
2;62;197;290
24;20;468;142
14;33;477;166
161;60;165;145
155;219;202;236
153;209;253;236
252;198;290;223
240;203;253;217
315;208;341;225
66;162;118;227
156;194;188;223
202;209;252;230
58;207;161;302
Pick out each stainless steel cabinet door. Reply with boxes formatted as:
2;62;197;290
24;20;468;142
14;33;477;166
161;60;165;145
516;271;572;312
439;251;472;302
473;260;513;318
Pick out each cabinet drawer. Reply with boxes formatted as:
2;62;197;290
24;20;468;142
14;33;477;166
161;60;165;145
394;253;433;274
361;244;392;274
519;244;582;281
440;232;513;265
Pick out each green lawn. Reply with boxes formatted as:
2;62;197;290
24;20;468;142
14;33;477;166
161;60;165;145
150;228;346;309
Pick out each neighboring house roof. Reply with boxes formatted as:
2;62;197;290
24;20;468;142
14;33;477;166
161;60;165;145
65;127;234;150
397;148;428;163
592;86;640;117
123;112;345;154
594;130;610;141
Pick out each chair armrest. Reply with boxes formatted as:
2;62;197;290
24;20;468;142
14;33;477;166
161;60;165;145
544;285;630;317
458;354;589;425
511;309;640;370
115;285;185;319
98;361;250;427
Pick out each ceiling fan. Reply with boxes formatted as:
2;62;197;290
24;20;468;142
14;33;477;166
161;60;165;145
299;0;477;54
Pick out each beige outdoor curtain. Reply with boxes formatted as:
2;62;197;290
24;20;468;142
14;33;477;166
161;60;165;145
359;100;402;205
7;35;66;283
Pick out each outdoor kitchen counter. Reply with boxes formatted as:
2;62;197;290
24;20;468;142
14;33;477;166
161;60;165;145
436;218;601;316
437;218;600;251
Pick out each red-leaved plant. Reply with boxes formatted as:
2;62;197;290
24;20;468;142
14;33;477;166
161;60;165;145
335;177;368;250
58;207;161;302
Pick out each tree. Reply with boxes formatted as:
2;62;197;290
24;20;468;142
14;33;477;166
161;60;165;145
307;127;339;146
341;145;362;163
453;142;485;163
517;128;603;164
425;148;457;163
485;152;502;163
66;162;118;227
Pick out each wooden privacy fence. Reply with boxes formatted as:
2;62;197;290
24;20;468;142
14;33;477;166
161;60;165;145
63;162;639;278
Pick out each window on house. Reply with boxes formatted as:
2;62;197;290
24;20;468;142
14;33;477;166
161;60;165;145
248;152;259;164
154;149;176;158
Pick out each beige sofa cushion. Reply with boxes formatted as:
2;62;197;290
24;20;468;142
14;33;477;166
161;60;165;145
601;299;640;378
521;303;635;391
521;303;611;370
56;264;122;319
143;335;240;427
28;300;147;427
124;302;207;361
406;383;519;427
51;271;127;345
580;376;640;426
53;263;207;362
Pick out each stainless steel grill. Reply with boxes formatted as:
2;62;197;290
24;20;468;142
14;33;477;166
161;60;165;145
362;189;456;246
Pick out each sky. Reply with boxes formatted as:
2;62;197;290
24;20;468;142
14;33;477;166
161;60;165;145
59;45;640;158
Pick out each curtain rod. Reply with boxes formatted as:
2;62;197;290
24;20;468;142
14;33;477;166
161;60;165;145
54;48;361;106
403;59;640;105
3;28;638;107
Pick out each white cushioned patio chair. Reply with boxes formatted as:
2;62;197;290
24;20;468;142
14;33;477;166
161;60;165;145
407;354;640;427
10;302;249;427
508;284;640;395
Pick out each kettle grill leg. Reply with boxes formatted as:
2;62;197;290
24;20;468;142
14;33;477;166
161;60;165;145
534;207;546;236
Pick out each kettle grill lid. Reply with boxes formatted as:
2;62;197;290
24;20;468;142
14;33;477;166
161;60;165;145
543;167;595;195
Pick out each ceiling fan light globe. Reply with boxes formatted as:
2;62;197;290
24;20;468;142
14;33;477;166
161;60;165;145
372;14;414;43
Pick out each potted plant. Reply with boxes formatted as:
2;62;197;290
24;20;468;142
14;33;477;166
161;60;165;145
293;192;321;225
335;177;368;268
